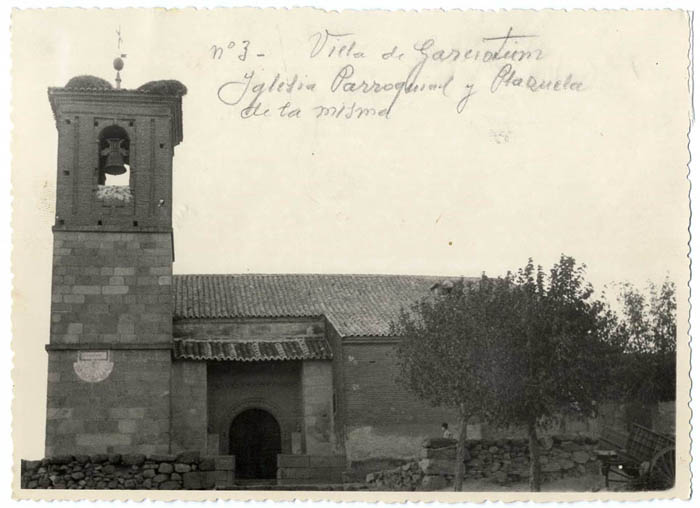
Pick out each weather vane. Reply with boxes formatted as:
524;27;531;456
113;25;127;89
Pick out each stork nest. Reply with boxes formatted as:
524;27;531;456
65;75;114;90
137;80;188;97
61;76;187;97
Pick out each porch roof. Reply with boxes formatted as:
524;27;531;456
172;336;332;362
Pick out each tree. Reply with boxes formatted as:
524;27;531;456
395;256;619;492
609;278;677;427
393;276;510;491
484;256;620;491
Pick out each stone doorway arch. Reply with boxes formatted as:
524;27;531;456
229;408;282;479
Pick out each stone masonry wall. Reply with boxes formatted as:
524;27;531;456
45;349;171;457
46;230;173;456
170;360;207;454
21;452;235;490
301;361;335;455
326;322;347;454
365;435;601;491
50;231;172;346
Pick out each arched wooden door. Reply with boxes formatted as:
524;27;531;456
229;408;282;479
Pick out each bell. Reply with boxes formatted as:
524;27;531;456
101;138;128;175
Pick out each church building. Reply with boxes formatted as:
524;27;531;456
44;72;458;483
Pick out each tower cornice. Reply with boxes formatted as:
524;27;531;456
48;86;185;146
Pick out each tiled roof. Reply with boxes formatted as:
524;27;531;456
173;274;466;337
172;337;332;362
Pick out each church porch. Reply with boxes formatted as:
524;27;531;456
169;335;345;484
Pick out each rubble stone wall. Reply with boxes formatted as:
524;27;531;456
21;452;235;490
365;435;602;491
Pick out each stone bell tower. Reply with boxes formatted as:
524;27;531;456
45;72;186;456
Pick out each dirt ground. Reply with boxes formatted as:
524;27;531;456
442;473;608;492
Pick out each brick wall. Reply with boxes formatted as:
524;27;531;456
50;231;172;345
340;340;456;462
343;341;454;427
338;338;676;463
45;349;171;456
207;361;303;455
52;96;177;229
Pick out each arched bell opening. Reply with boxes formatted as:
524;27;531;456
97;125;131;187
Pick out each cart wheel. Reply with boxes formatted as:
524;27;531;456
648;447;675;490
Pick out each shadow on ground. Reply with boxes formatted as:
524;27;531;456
442;473;608;492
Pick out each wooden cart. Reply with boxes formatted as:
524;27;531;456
595;423;675;491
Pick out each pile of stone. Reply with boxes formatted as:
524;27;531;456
416;437;468;490
365;461;425;491
365;435;601;491
365;438;464;491
21;452;235;490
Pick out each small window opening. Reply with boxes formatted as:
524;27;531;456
65;119;71;125
63;170;70;176
133;221;139;227
159;143;164;149
97;220;102;226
